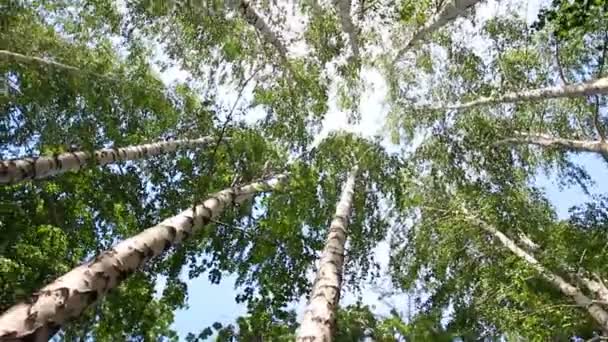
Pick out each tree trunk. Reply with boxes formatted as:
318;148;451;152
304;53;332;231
332;0;360;61
429;77;608;111
239;0;289;63
498;132;608;157
0;137;216;184
0;175;287;341
466;213;608;331
393;0;481;64
297;167;358;341
1;49;86;74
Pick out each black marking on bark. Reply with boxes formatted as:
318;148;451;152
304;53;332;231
112;148;121;161
0;162;7;177
185;215;195;229
116;267;132;282
201;213;211;225
142;243;154;258
53;154;62;170
163;239;172;252
96;272;112;292
163;225;177;241
23;157;37;178
182;229;191;240
132;248;146;262
87;290;99;304
71;152;83;167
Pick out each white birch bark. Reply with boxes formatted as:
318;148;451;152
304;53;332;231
393;0;481;64
1;49;85;74
238;0;289;63
0;174;288;341
332;0;361;60
0;137;216;184
297;167;358;341
466;213;608;331
498;132;608;156
428;77;608;111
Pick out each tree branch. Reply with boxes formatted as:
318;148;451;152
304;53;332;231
392;0;481;64
332;0;361;61
421;77;608;111
496;131;608;157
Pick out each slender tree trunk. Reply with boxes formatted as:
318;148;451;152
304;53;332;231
498;132;608;157
239;0;289;63
332;0;360;60
393;0;481;64
428;77;608;111
0;137;216;184
1;49;86;74
297;167;358;341
466;213;608;331
0;175;287;341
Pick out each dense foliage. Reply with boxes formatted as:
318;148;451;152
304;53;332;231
2;0;608;340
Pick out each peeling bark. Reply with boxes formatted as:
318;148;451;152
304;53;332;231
332;0;361;60
238;1;289;63
466;212;608;331
393;0;481;64
0;175;287;341
428;77;608;111
297;167;358;341
498;132;608;157
0;137;216;184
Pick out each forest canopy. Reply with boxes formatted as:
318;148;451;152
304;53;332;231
1;0;608;340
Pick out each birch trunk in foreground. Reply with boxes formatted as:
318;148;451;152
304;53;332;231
332;0;360;60
466;212;608;331
0;137;215;184
428;77;608;111
393;0;481;64
499;132;608;156
0;175;287;341
239;0;289;63
297;167;358;341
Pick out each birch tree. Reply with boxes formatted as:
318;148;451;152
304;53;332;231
5;0;608;340
0;175;287;340
498;132;608;158
0;137;216;184
462;208;608;331
424;77;608;111
297;167;358;341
